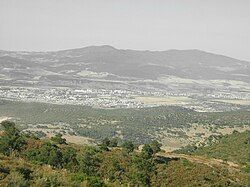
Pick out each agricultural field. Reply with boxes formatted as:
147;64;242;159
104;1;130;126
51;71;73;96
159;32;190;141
135;96;192;105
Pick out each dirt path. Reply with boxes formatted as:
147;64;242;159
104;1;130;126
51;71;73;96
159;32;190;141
157;152;240;172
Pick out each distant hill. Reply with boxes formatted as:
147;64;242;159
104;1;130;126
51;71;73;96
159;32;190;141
0;45;249;85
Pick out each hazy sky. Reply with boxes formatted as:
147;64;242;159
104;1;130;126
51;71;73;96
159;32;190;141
0;0;250;61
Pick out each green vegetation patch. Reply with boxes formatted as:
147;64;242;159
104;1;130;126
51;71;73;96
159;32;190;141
0;100;249;144
194;131;250;166
0;121;249;186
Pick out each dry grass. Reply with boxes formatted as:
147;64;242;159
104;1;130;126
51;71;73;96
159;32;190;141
63;135;95;145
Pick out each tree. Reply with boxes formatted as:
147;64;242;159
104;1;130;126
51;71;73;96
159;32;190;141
141;144;153;159
62;147;78;171
130;154;155;186
121;141;135;153
99;138;119;150
109;138;119;147
102;138;110;147
51;133;67;144
25;142;63;168
48;148;63;168
78;147;101;176
150;140;162;154
99;138;110;151
0;121;26;155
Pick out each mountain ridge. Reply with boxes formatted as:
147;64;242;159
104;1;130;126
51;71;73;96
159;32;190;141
0;45;249;64
0;45;249;85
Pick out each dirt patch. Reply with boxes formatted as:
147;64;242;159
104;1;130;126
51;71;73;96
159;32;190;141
157;152;240;171
161;137;186;152
63;135;95;145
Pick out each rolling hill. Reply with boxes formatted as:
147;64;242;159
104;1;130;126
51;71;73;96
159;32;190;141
0;46;249;87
